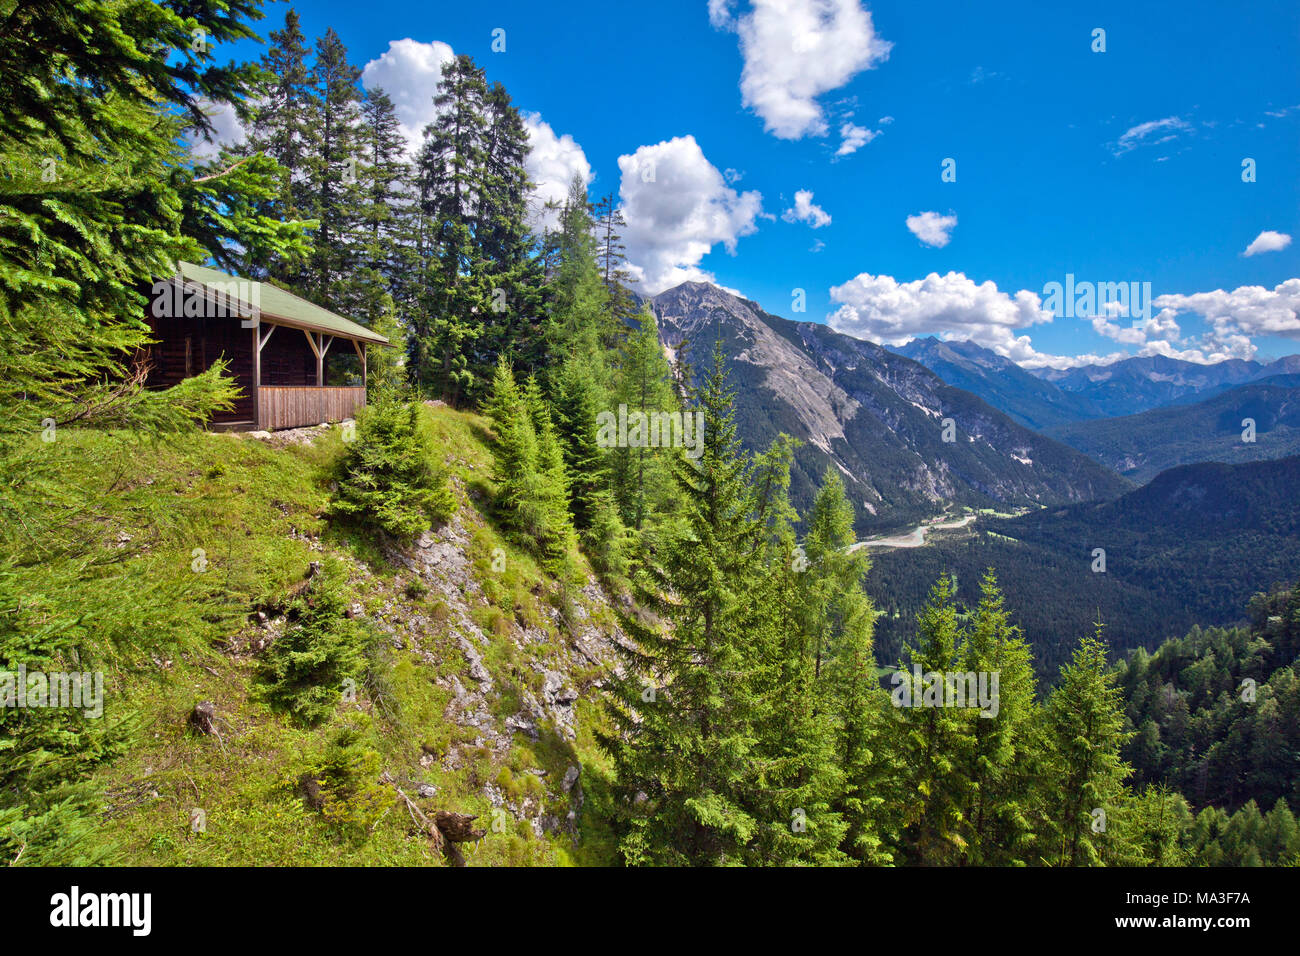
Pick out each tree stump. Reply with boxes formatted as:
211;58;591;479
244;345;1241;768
190;701;218;736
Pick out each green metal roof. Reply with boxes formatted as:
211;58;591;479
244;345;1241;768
175;261;391;346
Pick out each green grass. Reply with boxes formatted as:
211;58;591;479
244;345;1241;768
4;405;621;866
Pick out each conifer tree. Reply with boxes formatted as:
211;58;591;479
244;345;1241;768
745;443;848;865
956;571;1038;864
548;176;619;366
244;8;319;285
610;309;679;531
478;83;545;374
1040;627;1135;866
483;359;575;569
599;343;765;865
592;191;639;325
890;574;973;864
550;354;608;530
356;87;410;327
413;55;490;403
0;0;274;863
804;468;893;863
307;28;367;312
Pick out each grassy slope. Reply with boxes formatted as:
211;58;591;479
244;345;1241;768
31;406;620;866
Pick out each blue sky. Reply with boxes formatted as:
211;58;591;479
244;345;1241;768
214;0;1300;367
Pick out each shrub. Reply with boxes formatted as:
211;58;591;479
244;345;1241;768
261;558;368;726
329;398;455;541
299;720;390;839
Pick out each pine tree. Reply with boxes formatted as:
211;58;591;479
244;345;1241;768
244;8;319;285
745;444;849;865
477;82;544;377
1040;626;1135;866
599;343;765;865
356;87;410;328
365;297;407;397
610;309;679;531
307;28;367;312
413;55;490;403
550;354;608;530
523;375;578;570
592;191;638;325
548;175;619;366
805;468;893;863
956;570;1038;864
484;359;575;569
890;574;973;864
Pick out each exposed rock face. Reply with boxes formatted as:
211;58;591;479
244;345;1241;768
650;282;1130;530
376;499;622;838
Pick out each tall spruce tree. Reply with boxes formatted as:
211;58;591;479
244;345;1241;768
244;7;319;284
890;574;974;864
478;82;544;375
1040;627;1135;866
599;343;765;865
745;442;848;866
412;55;489;403
356;87;409;327
610;309;679;531
483;358;575;569
956;570;1038;865
307;28;366;312
805;468;893;863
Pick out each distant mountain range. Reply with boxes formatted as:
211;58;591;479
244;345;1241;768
892;337;1101;429
867;455;1300;673
892;337;1300;425
648;283;1129;531
1046;376;1300;483
1034;353;1300;418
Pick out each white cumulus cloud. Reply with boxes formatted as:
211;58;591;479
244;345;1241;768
1154;280;1300;351
361;38;456;155
905;211;957;248
828;271;1054;361
713;0;892;140
617;135;764;294
1243;230;1293;257
828;270;1300;369
523;113;592;232
782;189;831;228
835;120;880;156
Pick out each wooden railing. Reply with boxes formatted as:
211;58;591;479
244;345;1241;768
257;386;366;431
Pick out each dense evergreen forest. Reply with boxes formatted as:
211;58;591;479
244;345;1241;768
1;0;1294;869
869;455;1300;674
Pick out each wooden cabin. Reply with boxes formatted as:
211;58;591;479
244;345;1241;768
144;262;391;431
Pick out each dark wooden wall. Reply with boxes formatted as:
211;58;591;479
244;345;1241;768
259;327;318;387
145;311;255;423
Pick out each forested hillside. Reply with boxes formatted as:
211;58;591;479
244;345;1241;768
1047;378;1300;483
868;456;1300;673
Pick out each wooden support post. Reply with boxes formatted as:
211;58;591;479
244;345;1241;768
351;338;367;389
303;329;323;386
255;324;276;429
319;335;334;387
251;322;258;428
